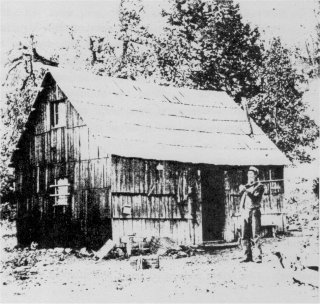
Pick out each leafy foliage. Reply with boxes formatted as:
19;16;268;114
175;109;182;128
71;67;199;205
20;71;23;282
159;1;318;162
1;37;46;195
158;0;264;99
1;32;89;196
296;0;320;78
89;0;160;81
248;38;319;162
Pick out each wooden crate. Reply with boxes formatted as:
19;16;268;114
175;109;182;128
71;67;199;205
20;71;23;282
130;255;160;270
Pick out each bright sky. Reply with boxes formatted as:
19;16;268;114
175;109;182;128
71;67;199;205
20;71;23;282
0;0;318;64
236;0;318;44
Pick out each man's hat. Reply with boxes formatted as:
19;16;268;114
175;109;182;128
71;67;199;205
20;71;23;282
248;166;259;175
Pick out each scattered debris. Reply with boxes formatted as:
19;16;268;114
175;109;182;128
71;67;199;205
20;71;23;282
78;248;91;258
114;248;125;258
30;242;38;251
54;248;64;254
64;248;72;254
130;255;160;270
176;251;188;258
1;240;77;282
293;268;319;288
121;235;151;257
149;237;181;255
95;240;116;260
272;250;319;288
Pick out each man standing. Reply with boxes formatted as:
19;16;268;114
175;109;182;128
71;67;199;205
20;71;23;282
239;166;265;263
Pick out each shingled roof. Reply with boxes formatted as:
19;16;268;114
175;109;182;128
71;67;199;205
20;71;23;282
44;67;289;166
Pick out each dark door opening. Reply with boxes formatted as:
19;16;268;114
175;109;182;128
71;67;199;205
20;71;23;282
202;167;225;241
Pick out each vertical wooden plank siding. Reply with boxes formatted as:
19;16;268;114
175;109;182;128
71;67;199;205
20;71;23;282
110;156;203;245
13;82;113;248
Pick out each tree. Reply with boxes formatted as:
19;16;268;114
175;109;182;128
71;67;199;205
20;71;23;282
304;0;320;78
1;36;47;196
247;38;319;162
159;1;318;162
0;3;160;196
158;0;264;98
292;0;320;79
89;0;160;81
1;29;91;196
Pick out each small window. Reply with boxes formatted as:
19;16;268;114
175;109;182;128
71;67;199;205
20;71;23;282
50;102;59;127
270;167;283;180
50;178;70;206
17;171;23;192
50;101;66;128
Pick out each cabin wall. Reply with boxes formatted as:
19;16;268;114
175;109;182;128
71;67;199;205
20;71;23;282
14;83;112;248
109;161;285;245
110;156;203;245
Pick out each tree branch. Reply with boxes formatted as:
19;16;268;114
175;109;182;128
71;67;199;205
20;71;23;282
4;55;24;68
32;48;58;66
89;37;98;65
5;61;23;82
21;75;30;91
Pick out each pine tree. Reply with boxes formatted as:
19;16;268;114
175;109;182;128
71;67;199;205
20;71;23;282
159;0;263;98
248;38;319;162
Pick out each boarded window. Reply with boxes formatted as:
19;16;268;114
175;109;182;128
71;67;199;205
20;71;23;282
50;178;70;206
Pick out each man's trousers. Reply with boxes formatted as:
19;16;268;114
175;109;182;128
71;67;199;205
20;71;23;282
241;208;262;261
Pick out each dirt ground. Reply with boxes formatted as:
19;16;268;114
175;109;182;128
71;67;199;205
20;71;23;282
1;231;319;303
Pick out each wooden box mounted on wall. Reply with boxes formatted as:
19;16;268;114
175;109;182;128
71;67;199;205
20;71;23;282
122;205;132;216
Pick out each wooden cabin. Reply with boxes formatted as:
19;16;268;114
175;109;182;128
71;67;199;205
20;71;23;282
11;67;289;249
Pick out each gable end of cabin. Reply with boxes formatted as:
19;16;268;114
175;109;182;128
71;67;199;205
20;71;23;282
11;74;113;249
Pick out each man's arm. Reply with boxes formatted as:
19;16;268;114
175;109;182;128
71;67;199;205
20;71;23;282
239;184;246;194
246;184;264;200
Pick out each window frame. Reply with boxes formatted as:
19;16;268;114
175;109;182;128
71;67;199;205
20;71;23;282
50;99;66;129
49;178;70;207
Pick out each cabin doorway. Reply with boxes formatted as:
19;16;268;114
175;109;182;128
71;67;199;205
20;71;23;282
201;167;225;241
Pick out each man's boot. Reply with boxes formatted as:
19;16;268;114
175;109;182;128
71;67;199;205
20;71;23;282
240;239;253;262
